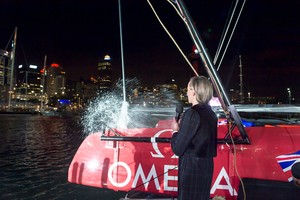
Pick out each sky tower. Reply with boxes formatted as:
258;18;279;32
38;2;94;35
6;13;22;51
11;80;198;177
97;55;112;91
239;55;244;104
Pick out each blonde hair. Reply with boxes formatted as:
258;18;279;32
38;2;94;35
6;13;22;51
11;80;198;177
189;76;213;104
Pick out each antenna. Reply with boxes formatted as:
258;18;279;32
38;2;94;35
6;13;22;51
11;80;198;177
239;55;244;104
41;55;47;111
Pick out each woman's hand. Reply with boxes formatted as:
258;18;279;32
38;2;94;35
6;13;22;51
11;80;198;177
171;118;179;132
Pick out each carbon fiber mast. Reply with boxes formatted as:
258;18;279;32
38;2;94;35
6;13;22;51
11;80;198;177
176;0;250;144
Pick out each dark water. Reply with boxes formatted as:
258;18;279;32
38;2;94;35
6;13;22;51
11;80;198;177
0;115;126;200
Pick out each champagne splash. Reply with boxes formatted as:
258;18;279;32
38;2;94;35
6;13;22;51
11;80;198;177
81;78;181;136
81;78;140;136
117;100;129;129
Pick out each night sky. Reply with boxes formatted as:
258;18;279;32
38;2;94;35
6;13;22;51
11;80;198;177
1;0;299;99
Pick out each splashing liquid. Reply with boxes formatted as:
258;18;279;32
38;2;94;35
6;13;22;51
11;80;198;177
81;78;139;136
81;78;180;136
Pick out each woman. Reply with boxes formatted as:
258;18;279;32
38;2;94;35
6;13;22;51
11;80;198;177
171;76;218;200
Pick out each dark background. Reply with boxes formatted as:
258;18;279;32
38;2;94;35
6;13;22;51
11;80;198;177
1;0;299;98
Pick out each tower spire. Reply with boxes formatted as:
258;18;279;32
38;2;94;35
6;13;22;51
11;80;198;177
239;55;244;104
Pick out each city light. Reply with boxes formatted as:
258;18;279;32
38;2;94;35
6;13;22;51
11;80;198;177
29;65;37;69
104;55;111;61
287;88;291;104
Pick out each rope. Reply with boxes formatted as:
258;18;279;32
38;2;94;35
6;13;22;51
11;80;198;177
118;0;127;102
147;0;198;76
214;0;240;67
228;121;246;200
216;0;247;71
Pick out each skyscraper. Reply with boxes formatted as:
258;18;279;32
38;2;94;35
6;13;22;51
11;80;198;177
0;49;12;85
46;63;66;97
0;49;12;103
97;55;112;90
16;64;41;104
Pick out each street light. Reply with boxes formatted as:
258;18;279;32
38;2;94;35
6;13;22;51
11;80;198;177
287;88;291;104
248;92;251;103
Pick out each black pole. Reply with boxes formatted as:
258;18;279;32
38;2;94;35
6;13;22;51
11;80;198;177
176;0;249;143
101;136;171;143
176;0;230;108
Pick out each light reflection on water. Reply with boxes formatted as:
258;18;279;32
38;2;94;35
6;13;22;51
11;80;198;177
0;115;126;200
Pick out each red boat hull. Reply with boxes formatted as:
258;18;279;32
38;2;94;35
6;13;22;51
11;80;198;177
68;120;300;199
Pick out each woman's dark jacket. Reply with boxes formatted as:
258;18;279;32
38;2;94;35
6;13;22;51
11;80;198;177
171;103;218;200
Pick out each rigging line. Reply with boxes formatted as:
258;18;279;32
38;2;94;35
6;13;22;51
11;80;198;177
173;1;211;72
175;0;234;117
118;0;126;102
173;1;228;110
4;30;14;51
216;0;246;71
126;165;178;196
214;0;239;66
147;0;198;76
167;0;185;21
228;122;246;200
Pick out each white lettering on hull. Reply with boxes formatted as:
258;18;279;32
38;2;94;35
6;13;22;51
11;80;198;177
150;129;172;158
107;129;236;197
132;164;161;190
108;162;236;196
210;167;237;196
108;161;131;187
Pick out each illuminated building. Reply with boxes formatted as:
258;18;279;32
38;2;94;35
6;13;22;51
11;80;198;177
128;80;181;108
46;63;66;97
97;55;112;90
16;64;41;104
0;49;12;103
0;49;12;86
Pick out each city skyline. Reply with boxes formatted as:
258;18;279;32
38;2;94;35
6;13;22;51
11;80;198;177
1;0;299;99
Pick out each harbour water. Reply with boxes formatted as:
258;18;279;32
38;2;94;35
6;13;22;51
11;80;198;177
0;115;126;200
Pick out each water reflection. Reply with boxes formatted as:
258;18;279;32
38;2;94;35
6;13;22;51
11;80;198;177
0;115;125;200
